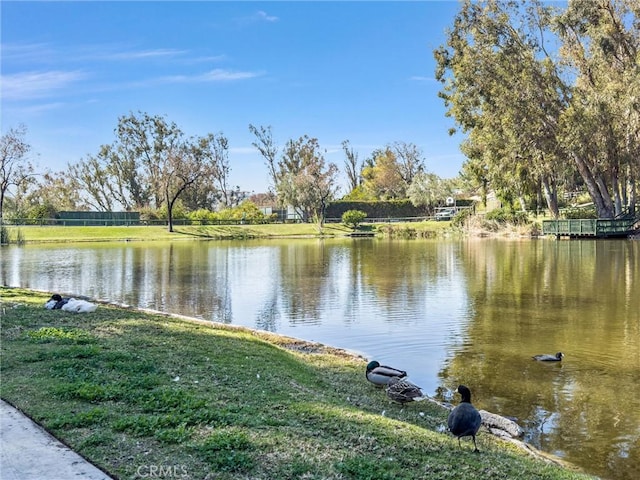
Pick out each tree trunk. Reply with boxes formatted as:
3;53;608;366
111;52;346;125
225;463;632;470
168;210;174;232
629;175;637;215
541;175;559;218
594;173;615;218
621;169;629;211
0;189;5;225
167;195;174;233
571;153;613;218
611;172;623;216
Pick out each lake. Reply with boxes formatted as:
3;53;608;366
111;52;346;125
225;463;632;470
1;237;638;480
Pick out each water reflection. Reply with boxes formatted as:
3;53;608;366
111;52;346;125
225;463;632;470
1;238;639;480
438;239;640;480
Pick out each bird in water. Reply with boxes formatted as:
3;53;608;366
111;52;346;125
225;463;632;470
385;377;428;405
447;385;482;453
365;360;407;387
532;352;564;362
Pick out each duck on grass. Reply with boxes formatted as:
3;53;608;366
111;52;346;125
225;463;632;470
365;360;407;387
385;377;430;405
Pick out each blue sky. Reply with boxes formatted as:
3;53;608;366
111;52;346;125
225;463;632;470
2;1;467;195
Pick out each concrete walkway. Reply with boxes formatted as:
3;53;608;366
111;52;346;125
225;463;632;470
1;400;114;480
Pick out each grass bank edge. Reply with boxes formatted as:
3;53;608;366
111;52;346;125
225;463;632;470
0;287;594;480
2;221;452;243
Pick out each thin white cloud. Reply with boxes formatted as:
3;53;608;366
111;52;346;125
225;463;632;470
161;68;264;84
256;10;279;22
2;42;208;65
0;42;162;64
185;54;227;64
0;43;55;63
198;69;262;81
1;70;87;100
3;102;67;117
90;47;228;66
100;48;188;61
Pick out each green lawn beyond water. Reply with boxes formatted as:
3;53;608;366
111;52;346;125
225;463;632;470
2;221;452;243
0;287;594;479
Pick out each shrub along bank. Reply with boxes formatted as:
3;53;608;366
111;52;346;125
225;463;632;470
0;287;594;479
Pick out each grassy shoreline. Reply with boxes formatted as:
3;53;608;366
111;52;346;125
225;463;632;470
1;221;453;244
1;287;594;479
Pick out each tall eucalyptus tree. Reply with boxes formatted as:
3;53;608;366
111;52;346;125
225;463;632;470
435;0;639;218
435;0;568;216
556;0;640;217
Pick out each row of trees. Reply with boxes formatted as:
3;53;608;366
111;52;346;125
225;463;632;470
249;125;455;228
71;113;238;231
1;115;239;232
436;0;639;218
2;114;456;231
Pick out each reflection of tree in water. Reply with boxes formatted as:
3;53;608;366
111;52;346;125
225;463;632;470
252;240;335;330
276;241;333;325
209;288;232;323
255;294;280;332
437;240;640;480
204;247;233;323
128;243;234;322
266;239;467;329
353;240;466;324
341;240;370;323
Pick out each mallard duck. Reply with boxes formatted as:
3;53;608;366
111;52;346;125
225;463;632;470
366;360;407;387
532;352;564;362
385;377;428;404
447;385;482;453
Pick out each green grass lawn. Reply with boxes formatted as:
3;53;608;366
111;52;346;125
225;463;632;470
0;287;594;479
3;221;452;243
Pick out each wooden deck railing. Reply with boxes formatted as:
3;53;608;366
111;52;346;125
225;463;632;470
542;212;640;238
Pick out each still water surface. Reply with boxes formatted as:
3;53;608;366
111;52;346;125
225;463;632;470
2;238;639;479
